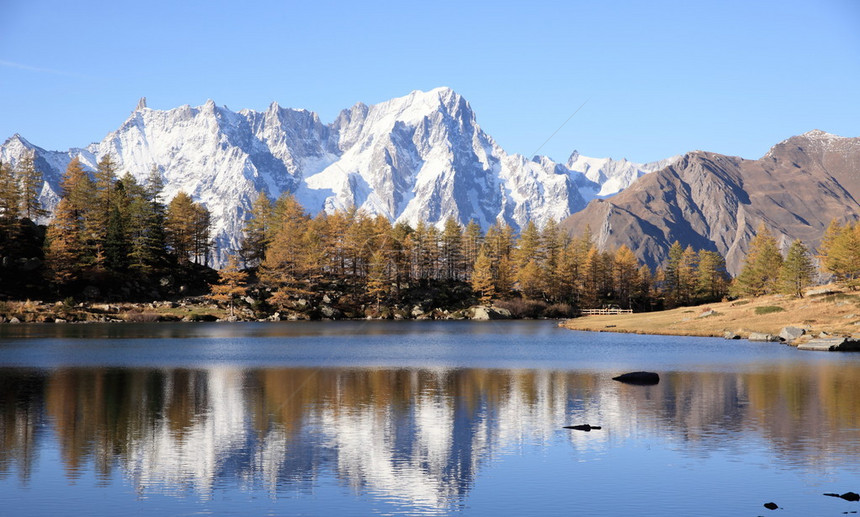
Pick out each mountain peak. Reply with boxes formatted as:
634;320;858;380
135;97;147;111
766;129;857;160
3;133;32;148
802;129;842;139
428;86;459;101
401;87;466;112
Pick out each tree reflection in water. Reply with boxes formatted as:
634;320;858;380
2;363;860;511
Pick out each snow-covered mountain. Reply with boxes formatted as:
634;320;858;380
0;88;673;264
567;151;680;198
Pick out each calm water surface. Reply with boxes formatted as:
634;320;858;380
1;320;859;516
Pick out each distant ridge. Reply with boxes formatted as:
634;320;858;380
561;130;860;274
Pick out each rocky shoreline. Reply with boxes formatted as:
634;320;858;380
0;298;522;324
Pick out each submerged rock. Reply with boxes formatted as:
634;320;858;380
612;371;660;385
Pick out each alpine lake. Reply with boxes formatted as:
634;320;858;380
1;320;859;516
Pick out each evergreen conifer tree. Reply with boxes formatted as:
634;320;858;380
92;154;118;244
664;241;684;305
819;220;860;287
0;160;21;223
696;250;729;301
732;224;784;297
677;245;699;305
16;150;47;221
240;191;273;268
779;239;815;297
104;205;128;271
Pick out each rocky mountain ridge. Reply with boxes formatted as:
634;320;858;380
0;88;671;265
561;130;860;274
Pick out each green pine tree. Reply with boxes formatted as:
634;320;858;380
16;150;47;221
779;239;815;298
104;205;129;271
732;224;784;297
240;191;273;268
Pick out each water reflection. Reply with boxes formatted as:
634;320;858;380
2;364;860;511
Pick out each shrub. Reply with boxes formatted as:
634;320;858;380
494;298;548;318
123;312;160;323
755;305;785;315
544;303;576;318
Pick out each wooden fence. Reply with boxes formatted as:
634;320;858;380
579;308;633;316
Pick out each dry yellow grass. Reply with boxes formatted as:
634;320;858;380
561;286;860;339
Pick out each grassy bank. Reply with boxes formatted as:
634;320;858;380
561;287;860;339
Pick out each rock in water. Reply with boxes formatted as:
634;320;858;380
763;502;779;510
824;492;860;501
563;424;602;432
612;371;660;385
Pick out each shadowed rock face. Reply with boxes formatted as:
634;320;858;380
561;131;860;275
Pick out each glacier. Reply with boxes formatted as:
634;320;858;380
0;88;676;265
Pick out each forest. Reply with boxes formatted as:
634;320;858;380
1;151;853;321
1;151;214;301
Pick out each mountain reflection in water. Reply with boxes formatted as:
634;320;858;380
2;364;860;512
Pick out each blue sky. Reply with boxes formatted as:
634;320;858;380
1;0;858;163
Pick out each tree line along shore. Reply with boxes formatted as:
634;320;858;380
2;153;860;325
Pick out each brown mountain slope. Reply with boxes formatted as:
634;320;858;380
560;130;860;274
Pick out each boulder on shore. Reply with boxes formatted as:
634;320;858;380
748;332;779;342
612;371;660;385
470;306;512;320
779;326;805;342
798;337;860;352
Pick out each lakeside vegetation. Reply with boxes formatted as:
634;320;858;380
564;221;860;340
2;152;860;325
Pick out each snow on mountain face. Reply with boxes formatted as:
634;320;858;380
567;151;680;198
0;88;667;265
